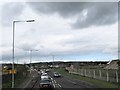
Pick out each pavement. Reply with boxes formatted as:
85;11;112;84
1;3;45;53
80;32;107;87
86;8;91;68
18;69;39;89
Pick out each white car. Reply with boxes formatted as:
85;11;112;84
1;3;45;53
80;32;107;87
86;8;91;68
41;70;45;74
46;69;49;72
54;72;61;77
41;73;49;80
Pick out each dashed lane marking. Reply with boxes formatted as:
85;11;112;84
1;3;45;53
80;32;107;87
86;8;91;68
54;80;57;84
58;84;62;88
53;83;56;88
49;76;56;88
53;79;62;88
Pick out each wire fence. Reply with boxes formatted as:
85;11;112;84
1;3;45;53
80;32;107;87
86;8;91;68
70;69;119;84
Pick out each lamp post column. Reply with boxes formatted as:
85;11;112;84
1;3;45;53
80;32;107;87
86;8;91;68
12;21;15;88
30;50;32;74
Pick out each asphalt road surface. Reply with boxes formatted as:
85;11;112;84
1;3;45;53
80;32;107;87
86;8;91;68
47;70;98;88
27;69;99;90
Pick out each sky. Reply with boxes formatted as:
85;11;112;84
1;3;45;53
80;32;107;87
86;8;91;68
0;0;119;63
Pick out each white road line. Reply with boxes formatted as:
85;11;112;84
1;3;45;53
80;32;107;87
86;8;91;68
48;72;61;88
54;80;57;83
52;81;54;83
51;78;53;80
58;84;62;88
53;84;55;88
53;79;62;88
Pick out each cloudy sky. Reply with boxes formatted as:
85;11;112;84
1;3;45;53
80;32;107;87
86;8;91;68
0;1;119;63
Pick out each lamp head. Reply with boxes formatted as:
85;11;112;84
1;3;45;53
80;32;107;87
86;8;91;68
26;20;35;22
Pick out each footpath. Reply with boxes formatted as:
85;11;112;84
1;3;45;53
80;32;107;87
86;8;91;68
17;70;39;89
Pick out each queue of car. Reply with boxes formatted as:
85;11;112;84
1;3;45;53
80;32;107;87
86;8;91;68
39;69;53;88
38;69;61;88
39;78;53;88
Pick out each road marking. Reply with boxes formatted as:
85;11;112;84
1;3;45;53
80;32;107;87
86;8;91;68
47;71;61;88
51;78;53;80
53;79;62;88
58;84;62;88
54;80;57;83
52;80;54;83
53;83;55;88
49;76;56;88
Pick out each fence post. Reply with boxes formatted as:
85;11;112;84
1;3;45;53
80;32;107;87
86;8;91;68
116;71;118;83
93;70;96;78
89;70;90;77
79;69;81;75
82;69;84;76
106;70;109;82
99;70;101;79
80;69;82;75
85;69;86;76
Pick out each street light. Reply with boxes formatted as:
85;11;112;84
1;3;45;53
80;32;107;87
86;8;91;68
26;20;35;22
12;20;35;88
30;49;39;74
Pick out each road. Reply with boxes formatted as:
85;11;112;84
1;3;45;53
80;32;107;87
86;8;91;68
47;70;98;88
25;69;99;89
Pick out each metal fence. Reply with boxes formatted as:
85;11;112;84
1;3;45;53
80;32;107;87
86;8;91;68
70;69;119;84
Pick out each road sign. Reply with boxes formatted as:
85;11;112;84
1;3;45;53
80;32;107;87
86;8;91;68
9;70;16;74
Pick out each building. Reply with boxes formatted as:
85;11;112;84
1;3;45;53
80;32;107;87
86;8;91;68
104;60;120;69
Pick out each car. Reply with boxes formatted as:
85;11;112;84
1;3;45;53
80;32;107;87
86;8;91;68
53;72;61;77
41;70;45;74
39;79;53;88
45;69;49;72
41;73;49;80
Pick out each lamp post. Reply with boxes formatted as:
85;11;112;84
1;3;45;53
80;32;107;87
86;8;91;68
52;55;54;68
29;49;39;74
12;20;35;88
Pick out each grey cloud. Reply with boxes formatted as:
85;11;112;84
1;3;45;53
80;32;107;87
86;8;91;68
73;3;118;29
27;2;118;29
2;52;30;62
27;2;89;17
1;2;25;26
17;43;36;51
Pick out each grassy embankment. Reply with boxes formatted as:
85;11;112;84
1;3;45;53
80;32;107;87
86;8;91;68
56;68;118;88
2;64;29;88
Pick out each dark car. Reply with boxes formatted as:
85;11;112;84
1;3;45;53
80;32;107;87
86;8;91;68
53;72;61;77
39;79;53;88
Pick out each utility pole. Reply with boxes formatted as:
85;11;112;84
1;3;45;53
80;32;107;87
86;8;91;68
52;55;54;68
118;61;120;90
30;50;32;74
29;49;39;74
53;55;54;62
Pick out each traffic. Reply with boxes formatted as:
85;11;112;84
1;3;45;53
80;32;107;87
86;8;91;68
38;69;61;89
